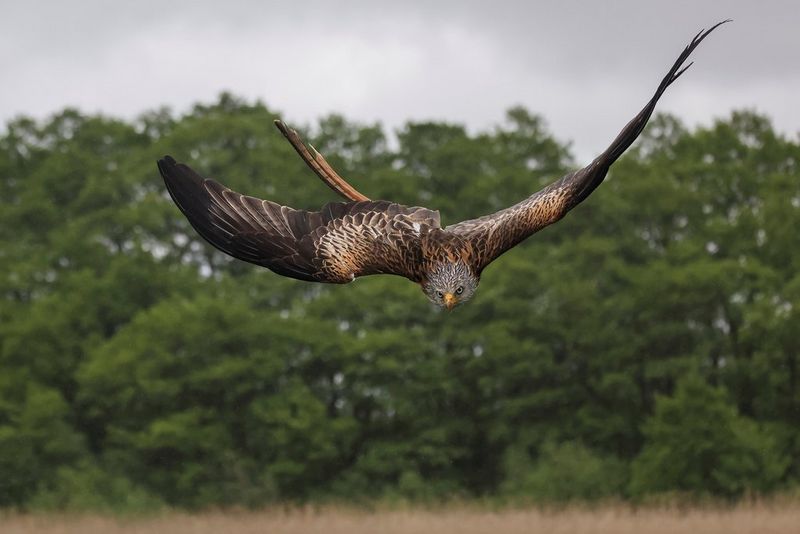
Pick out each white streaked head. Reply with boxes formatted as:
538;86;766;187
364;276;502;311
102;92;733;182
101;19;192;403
421;261;479;310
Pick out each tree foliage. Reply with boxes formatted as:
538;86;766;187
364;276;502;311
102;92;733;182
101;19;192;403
1;95;799;510
629;374;788;498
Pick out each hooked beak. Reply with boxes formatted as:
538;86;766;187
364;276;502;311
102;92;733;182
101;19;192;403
443;292;457;310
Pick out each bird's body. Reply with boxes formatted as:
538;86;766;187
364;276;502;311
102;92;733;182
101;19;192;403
159;21;729;310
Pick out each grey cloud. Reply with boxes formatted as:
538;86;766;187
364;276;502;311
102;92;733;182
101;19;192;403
2;0;798;164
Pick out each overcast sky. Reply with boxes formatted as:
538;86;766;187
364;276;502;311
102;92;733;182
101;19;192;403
2;0;798;163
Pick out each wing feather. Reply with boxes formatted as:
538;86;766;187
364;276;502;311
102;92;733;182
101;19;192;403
159;156;440;283
446;20;730;272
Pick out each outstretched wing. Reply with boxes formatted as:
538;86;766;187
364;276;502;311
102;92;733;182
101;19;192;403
447;20;730;273
158;156;441;283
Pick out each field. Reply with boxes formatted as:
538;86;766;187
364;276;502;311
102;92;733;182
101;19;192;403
3;502;800;534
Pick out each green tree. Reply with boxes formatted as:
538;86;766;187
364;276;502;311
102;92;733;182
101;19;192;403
1;96;799;509
629;374;788;498
502;440;627;501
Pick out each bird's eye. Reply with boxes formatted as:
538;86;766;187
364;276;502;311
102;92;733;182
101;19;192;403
437;291;444;298
456;286;464;295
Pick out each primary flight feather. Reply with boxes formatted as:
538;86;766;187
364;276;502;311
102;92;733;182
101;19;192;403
159;21;729;310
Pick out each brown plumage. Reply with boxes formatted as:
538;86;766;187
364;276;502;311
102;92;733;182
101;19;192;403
159;21;729;309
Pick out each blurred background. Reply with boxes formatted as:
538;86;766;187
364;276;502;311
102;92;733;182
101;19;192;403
1;0;799;513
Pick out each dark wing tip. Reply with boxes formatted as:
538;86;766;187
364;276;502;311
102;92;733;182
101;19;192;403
157;155;175;173
158;155;204;186
157;155;188;186
157;155;213;223
693;19;732;47
665;19;731;88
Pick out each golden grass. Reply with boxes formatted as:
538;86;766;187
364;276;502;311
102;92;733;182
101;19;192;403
3;501;800;534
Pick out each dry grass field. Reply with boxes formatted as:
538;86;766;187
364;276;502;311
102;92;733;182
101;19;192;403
3;501;800;534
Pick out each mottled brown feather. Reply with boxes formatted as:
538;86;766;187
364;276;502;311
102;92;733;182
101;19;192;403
159;156;440;283
445;20;730;272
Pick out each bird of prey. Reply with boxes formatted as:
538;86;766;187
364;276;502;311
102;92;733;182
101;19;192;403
159;21;729;310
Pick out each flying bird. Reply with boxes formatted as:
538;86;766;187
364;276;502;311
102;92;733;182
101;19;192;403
159;21;729;310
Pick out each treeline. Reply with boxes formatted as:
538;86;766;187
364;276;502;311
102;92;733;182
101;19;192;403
1;94;799;511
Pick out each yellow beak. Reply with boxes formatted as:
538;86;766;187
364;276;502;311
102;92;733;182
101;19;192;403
443;292;457;310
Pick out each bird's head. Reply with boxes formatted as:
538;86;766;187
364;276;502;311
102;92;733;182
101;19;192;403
421;262;479;310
